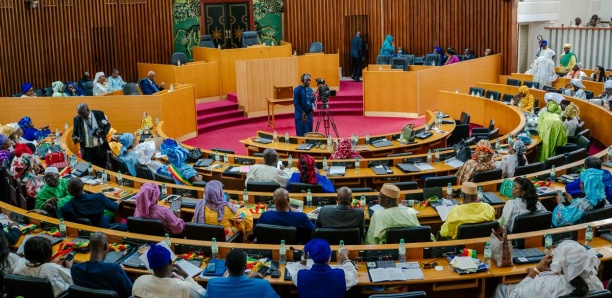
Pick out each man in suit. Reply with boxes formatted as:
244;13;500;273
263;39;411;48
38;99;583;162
60;177;119;229
293;74;315;136
314;187;364;242
141;71;165;95
72;103;110;168
349;31;363;82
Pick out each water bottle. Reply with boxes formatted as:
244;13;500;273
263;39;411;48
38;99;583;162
495;139;500;150
354;134;359;145
354;158;360;173
510;98;515;105
446;183;453;200
545;233;553;253
400;131;405;143
273;130;278;142
64;122;69;130
585;225;593;247
161;183;167;198
279;240;287;264
607;146;612;162
518;101;522;109
177;60;181;66
155;117;160;126
322;156;328;171
211;237;220;259
350;134;355;146
223;153;228;163
243;189;249;205
435;149;440;163
306;189;313;208
365;133;370;145
59;218;67;240
70;154;77;168
164;233;171;247
455;88;459;93
88;162;93;175
483;242;492;265
339;240;345;254
550;165;556;180
490;95;494;101
507;133;513;145
477;186;483;202
360;194;366;209
426;149;432;164
55;128;60;139
327;134;332;148
285;132;289;144
398;239;406;263
214;151;220;162
117;171;123;187
169;84;174;92
471;91;475;96
288;155;293;168
293;50;297;56
101;169;108;185
143;124;150;135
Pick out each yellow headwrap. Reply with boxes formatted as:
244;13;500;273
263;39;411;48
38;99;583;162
518;86;530;94
563;43;572;49
2;124;14;136
563;103;580;119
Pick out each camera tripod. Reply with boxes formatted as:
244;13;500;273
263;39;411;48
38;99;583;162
315;102;339;137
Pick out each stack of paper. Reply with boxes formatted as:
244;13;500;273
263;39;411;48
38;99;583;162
435;199;457;221
444;157;464;168
414;163;434;171
369;262;424;282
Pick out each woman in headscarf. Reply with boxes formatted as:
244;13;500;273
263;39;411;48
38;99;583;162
51;81;66;97
498;177;546;233
329;139;362;160
513;86;535;113
134;140;164;173
494;240;603;298
10;143;42;183
379;35;395;56
531;49;557;88
443;48;460;65
18;116;50;142
92;72;109;96
552;167;606;227
117;133;139;176
156;138;202;185
286;154;335;193
456;140;496;184
562;103;580;137
563;79;586;100
496;140;528;178
134;182;185;235
594;80;612;107
192;180;253;242
537;100;567;161
560;44;578;73
564;63;587;80
0;134;12;165
20;82;37;97
64;81;85;96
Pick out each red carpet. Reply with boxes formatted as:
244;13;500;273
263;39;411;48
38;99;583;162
184;115;424;155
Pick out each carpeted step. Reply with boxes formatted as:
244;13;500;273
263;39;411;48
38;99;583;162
196;100;238;115
198;109;244;122
227;93;238;103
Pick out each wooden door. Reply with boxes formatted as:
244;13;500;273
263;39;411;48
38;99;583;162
201;0;253;49
344;15;368;77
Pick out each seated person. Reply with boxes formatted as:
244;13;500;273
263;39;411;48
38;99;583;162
566;157;612;204
117;133;139;176
329;139;362;160
132;243;205;298
141;71;165;95
0;228;23;276
134;140;164;174
21;82;38;97
64;81;85;96
18;116;50;142
286;154;335;193
71;232;133;297
365;184;433;244
553;167;607;227
35;167;72;212
499;177;547;233
13;236;73;297
315;187;365;242
78;71;92;87
204;249;279;298
51;81;67;97
0;134;13;168
463;48;476;60
561;103;580;136
496;140;528;178
494;240;603;297
564;63;586;80
456;140;495;184
193;180;253;242
439;182;496;239
10;144;42;184
156;139;202;185
93;72;109;96
514;86;535;113
245;148;292;188
2;221;22;246
537;101;567;162
108;68;127;92
286;239;357;297
255;188;314;243
443;48;460;65
593;80;612;104
134;182;185;235
60;177;119;229
563;79;586;100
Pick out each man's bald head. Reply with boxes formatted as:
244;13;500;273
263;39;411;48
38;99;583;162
263;148;279;167
77;103;90;119
337;187;352;205
89;232;108;260
67;177;84;197
273;188;290;211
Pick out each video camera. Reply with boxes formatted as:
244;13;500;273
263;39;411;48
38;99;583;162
316;78;331;108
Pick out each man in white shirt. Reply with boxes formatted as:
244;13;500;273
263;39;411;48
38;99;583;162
132;243;205;298
107;68;126;92
245;148;292;188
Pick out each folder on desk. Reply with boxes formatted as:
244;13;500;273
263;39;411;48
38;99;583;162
329;166;346;176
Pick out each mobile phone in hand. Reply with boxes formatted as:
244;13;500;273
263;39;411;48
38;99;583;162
65;251;76;262
557;190;566;204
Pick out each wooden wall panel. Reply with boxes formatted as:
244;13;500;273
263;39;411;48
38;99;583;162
0;0;173;96
284;0;517;77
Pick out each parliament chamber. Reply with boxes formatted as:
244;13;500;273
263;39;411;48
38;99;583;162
2;0;612;297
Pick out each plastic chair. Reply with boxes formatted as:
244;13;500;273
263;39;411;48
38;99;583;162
170;52;187;66
242;31;259;47
199;35;215;48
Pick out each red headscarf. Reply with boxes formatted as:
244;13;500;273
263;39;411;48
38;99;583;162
298;154;317;184
13;143;32;157
329;139;362;160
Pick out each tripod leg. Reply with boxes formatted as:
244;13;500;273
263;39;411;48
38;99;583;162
326;109;340;138
315;108;324;132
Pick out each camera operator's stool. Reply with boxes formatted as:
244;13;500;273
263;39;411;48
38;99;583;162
267;97;293;129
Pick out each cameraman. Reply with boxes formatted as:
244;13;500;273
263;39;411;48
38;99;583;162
72;103;111;168
294;74;316;136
